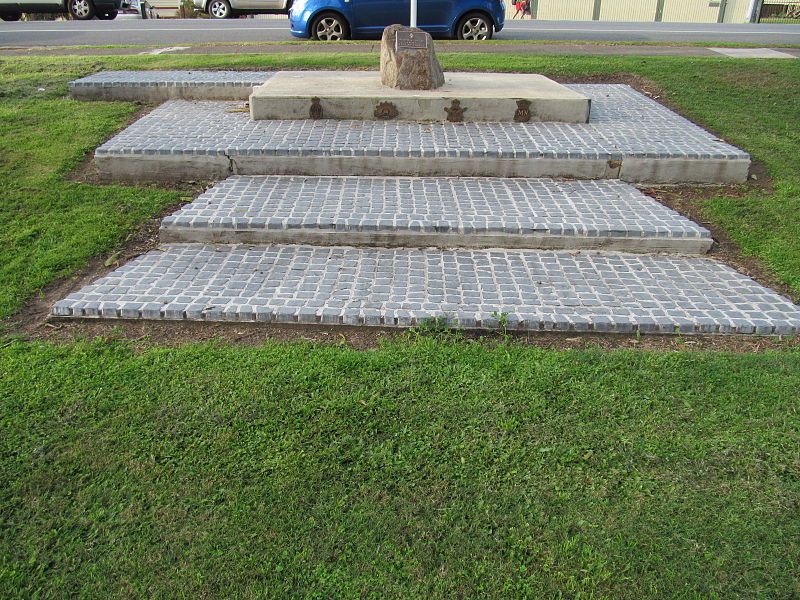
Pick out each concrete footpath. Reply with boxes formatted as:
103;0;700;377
2;41;799;57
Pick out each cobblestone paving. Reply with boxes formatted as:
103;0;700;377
58;76;777;335
68;70;273;90
95;85;749;162
162;176;710;240
52;245;800;334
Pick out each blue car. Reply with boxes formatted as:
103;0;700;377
290;0;505;41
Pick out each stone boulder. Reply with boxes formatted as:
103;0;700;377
380;24;445;90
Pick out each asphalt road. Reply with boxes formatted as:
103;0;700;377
1;18;800;48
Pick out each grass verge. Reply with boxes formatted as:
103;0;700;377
1;338;799;599
0;59;183;323
1;53;800;599
36;39;800;49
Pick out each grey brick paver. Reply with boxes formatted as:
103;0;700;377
69;70;272;91
51;245;800;334
161;175;709;243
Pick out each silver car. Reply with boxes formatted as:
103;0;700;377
193;0;289;18
1;0;122;19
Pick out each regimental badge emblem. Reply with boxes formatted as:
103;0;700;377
444;99;466;123
309;97;323;120
374;101;399;120
514;100;532;123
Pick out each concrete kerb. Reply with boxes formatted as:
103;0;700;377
95;153;234;182
619;157;750;184
68;70;273;102
96;152;748;185
158;227;713;254
70;85;258;102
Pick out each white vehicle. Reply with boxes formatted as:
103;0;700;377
192;0;289;18
118;0;157;17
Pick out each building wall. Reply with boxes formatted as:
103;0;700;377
660;0;719;21
505;0;753;22
534;0;595;20
599;0;659;21
723;0;752;22
150;0;180;17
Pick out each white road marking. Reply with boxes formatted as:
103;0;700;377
708;47;797;58
139;46;191;54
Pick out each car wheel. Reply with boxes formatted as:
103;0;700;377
1;12;22;20
68;0;96;19
207;0;232;18
311;12;349;41
97;9;117;18
456;12;493;40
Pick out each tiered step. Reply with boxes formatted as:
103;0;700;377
51;244;800;334
160;176;712;254
68;70;273;101
52;72;793;335
94;84;750;184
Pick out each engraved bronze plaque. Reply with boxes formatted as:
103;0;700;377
396;30;428;51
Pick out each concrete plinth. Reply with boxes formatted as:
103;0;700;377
250;71;591;123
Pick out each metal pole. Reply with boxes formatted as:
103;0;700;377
592;0;602;20
746;0;762;22
410;0;417;27
717;0;728;22
654;0;665;22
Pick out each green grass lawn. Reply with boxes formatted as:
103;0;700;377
1;53;800;599
2;339;799;599
760;17;800;23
